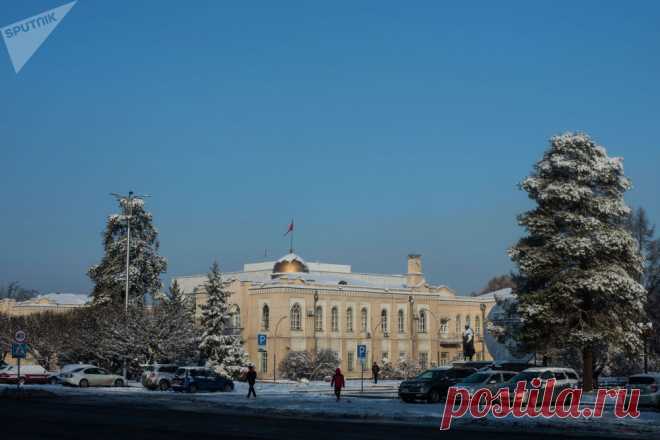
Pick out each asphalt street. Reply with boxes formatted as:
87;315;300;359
0;396;640;440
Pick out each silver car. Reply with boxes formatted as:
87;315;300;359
141;364;179;391
455;370;517;394
61;366;125;388
627;373;660;408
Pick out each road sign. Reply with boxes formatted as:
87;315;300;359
14;330;27;343
257;334;267;347
357;344;367;359
11;342;27;359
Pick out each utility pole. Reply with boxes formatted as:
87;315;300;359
313;290;319;354
408;295;416;364
273;315;288;383
480;303;486;361
110;191;150;380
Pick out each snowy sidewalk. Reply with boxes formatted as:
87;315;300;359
2;382;659;439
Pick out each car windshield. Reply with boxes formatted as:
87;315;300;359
415;370;435;380
629;376;655;385
460;373;491;383
509;371;542;383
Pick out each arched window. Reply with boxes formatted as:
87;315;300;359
475;316;481;335
440;320;448;335
331;307;339;332
346;307;353;332
290;304;301;330
230;305;241;330
361;308;368;333
418;310;427;333
381;309;388;334
466;315;472;329
261;304;270;331
315;306;323;332
398;310;405;333
455;315;462;334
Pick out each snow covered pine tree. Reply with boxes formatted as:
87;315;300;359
88;195;167;305
199;262;249;379
509;133;647;391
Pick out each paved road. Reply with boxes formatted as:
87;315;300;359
0;397;635;440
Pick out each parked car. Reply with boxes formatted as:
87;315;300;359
171;367;234;393
626;373;660;409
455;370;518;394
48;363;96;385
398;366;476;403
0;364;50;385
489;361;534;372
506;367;580;404
141;364;179;391
61;366;125;388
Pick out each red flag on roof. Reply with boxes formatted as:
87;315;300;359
284;219;294;236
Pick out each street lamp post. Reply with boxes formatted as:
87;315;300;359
273;315;288;383
408;296;415;363
313;290;319;354
110;191;149;380
480;303;487;361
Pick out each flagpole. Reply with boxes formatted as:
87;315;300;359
290;229;293;253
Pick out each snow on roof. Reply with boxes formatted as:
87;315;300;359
275;253;306;265
34;293;89;306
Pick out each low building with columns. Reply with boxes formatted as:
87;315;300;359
174;254;496;378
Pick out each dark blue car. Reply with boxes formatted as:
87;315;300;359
171;367;234;393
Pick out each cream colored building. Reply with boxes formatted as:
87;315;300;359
0;293;89;317
175;254;496;378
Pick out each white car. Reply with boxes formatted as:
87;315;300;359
507;367;580;404
61;366;125;388
49;363;96;385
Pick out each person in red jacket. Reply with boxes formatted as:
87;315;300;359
330;368;345;401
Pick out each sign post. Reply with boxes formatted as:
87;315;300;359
357;344;367;393
12;330;28;391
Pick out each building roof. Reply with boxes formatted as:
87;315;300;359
16;293;90;307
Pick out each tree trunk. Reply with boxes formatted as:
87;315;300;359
582;347;594;392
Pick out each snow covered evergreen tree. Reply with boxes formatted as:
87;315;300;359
88;195;167;306
509;133;647;391
199;262;248;378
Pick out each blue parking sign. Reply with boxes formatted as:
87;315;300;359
357;344;367;359
257;334;267;347
11;342;27;359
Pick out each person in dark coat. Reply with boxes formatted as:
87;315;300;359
246;365;257;398
331;368;345;401
372;362;380;384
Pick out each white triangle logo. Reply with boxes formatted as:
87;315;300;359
1;1;77;74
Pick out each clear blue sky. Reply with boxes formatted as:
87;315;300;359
1;1;658;296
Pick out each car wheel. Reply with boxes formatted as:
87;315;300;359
223;383;233;392
428;389;441;404
159;380;170;391
401;396;413;403
189;384;198;393
114;379;124;387
79;379;89;388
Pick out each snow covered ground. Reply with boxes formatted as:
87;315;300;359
2;380;659;438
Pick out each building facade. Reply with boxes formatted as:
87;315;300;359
0;293;89;317
175;254;496;379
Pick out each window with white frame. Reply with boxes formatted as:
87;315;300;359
440;320;448;335
380;309;388;334
260;351;268;373
315;306;323;332
346;307;353;332
331;306;339;332
466;315;471;329
261;304;269;331
290;304;301;330
419;352;428;370
417;309;427;333
398;309;405;333
231;305;241;330
347;352;354;371
361;307;368;332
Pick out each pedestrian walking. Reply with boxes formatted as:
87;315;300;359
331;368;345;401
372;361;380;384
246;365;257;398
